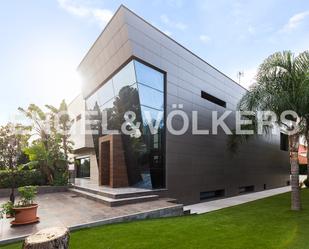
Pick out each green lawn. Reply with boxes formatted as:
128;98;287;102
2;189;309;249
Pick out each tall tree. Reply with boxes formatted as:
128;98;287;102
46;99;73;161
296;51;309;180
18;104;54;183
18;104;50;150
237;51;309;211
0;123;30;203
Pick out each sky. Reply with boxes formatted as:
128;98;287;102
0;0;308;125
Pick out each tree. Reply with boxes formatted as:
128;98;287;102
0;123;30;203
45;100;73;161
18;104;50;150
296;51;309;180
18;104;55;184
46;100;73;185
237;51;309;211
19;101;73;185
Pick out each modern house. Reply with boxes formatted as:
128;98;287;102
68;5;290;204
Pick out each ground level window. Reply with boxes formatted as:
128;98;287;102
200;189;225;201
239;185;255;194
75;157;90;178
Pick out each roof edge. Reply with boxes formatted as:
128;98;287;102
77;4;247;91
77;4;126;70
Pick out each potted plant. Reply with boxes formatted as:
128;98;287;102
0;201;14;219
10;185;39;225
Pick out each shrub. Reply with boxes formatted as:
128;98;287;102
52;160;69;186
0;201;14;218
17;186;38;207
0;170;46;189
53;171;69;186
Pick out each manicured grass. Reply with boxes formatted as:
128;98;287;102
2;189;309;249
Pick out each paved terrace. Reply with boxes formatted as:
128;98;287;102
0;192;182;244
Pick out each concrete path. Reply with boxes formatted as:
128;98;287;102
185;176;307;214
185;186;291;214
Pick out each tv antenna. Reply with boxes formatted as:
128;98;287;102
237;71;244;84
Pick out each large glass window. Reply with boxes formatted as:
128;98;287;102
134;61;164;91
113;61;136;95
138;84;164;110
97;79;114;106
75;157;90;178
86;59;165;189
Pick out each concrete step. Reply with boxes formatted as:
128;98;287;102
71;185;165;199
69;188;159;207
163;198;179;204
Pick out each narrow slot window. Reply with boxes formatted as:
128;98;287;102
201;91;226;108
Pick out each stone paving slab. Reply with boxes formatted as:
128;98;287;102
0;192;182;244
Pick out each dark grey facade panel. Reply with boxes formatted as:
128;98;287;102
78;6;290;205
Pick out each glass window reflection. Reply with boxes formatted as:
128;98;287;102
86;92;98;111
97;80;114;106
140;105;164;128
85;59;165;189
113;61;136;96
138;84;164;110
134;61;164;92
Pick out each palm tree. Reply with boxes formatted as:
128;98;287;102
18;104;50;150
46;100;73;161
238;50;309;211
297;52;309;180
18;104;54;184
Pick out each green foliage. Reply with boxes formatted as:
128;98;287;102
23;143;48;162
17;186;38;207
230;50;309;152
53;160;69;186
18;161;39;171
0;201;14;219
0;123;31;170
0;169;45;188
16;151;29;165
19;100;73;186
23;142;68;186
53;171;69;186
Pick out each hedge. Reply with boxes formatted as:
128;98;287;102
0;170;46;188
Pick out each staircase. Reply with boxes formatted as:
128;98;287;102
69;185;168;207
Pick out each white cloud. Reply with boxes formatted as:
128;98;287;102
199;34;211;43
281;11;309;32
57;0;113;28
160;14;187;30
